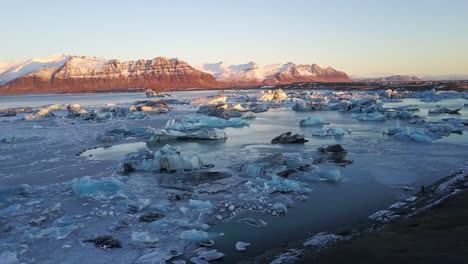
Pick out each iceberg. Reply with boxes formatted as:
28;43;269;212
164;116;248;131
72;176;125;199
258;89;288;102
149;128;227;141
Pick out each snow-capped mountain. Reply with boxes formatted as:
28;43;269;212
196;62;351;85
0;55;71;86
0;56;219;94
0;55;351;94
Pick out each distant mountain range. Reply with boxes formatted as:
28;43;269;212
358;75;422;82
195;62;351;86
0;55;351;95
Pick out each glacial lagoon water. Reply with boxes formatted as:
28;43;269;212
1;90;467;263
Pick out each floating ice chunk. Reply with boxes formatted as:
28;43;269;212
312;127;345;137
356;112;385;121
256;175;310;194
150;128;227;141
410;133;432;143
190;257;209;264
128;111;147;119
138;159;161;171
284;153;307;169
172;261;186;264
23;108;55;120
72;176;125;199
165;115;248;131
197;249;225;261
25;215;77;239
159;154;208;171
299;117;329;126
239;163;268;178
189;199;213;211
0;251;18;264
236;241;251;251
229;104;247;112
384;125;406;135
209;96;227;105
319;169;342;182
155;144;181;157
180;229;209;241
135;249;176;263
258;89;288;102
131;231;159;244
292;100;310;111
271;202;288;215
303;232;343;247
241;111;256;119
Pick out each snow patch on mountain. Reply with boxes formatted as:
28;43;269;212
195;62;346;84
0;54;70;85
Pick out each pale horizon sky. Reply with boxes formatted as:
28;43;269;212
2;0;468;77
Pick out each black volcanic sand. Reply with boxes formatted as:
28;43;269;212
300;190;468;264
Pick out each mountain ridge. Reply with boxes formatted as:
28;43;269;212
0;55;351;95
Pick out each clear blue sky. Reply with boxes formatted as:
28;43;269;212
2;0;468;76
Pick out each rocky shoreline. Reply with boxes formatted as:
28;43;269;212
246;164;468;264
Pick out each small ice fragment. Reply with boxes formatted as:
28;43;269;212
180;229;209;241
198;249;224;261
236;241;251;251
320;169;342;183
190;257;208;264
131;231;159;244
189;199;213;211
72;176;125;199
